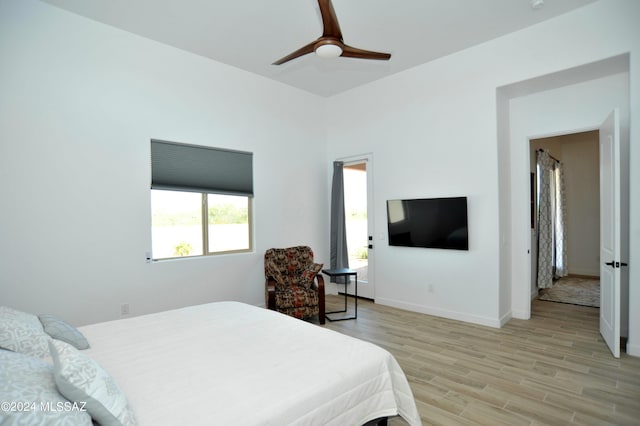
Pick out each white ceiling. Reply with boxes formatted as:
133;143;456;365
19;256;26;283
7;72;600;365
40;0;600;97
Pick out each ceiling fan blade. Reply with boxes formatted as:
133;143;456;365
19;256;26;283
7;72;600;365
272;40;317;65
319;0;343;39
341;44;391;61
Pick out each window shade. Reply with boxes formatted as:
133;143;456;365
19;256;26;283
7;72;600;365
151;140;253;196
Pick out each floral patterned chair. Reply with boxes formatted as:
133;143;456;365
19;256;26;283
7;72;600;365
264;246;325;325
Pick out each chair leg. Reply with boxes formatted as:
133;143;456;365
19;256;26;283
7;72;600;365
316;275;325;325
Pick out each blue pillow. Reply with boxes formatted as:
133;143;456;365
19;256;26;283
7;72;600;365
39;314;90;350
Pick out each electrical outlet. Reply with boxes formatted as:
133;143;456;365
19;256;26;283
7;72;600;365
121;304;130;315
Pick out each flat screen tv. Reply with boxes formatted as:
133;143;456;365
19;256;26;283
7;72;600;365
386;197;468;250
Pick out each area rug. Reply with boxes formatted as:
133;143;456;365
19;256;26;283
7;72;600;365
538;277;600;308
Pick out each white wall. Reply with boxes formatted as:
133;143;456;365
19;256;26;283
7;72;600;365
493;0;640;357
561;136;601;277
326;0;640;352
0;0;328;325
326;33;505;328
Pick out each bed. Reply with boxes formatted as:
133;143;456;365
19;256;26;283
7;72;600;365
80;301;420;425
1;301;420;425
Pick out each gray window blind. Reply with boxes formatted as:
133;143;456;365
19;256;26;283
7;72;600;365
151;140;253;196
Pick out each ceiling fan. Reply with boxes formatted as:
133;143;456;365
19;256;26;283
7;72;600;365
272;0;391;65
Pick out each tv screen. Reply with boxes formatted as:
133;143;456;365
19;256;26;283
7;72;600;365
387;197;468;250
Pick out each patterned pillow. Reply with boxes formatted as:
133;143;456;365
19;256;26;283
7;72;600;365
0;318;52;360
0;306;43;328
39;315;90;350
0;306;53;360
49;340;137;426
0;349;93;425
300;263;323;288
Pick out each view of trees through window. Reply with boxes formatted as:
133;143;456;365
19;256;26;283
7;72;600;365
151;190;250;259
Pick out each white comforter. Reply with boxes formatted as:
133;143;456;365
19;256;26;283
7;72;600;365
79;302;421;426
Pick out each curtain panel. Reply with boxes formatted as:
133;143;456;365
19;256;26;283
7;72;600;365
536;150;568;289
330;161;349;283
537;150;555;289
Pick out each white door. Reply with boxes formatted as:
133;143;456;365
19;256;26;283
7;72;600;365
599;109;621;358
342;156;374;299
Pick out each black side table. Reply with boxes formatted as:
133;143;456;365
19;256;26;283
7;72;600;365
322;268;357;321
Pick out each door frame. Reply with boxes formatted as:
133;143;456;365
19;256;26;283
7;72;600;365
338;153;374;300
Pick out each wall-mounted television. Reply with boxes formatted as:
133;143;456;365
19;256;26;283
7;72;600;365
386;197;468;250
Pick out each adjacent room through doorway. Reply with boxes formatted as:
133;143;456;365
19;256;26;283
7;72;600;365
530;131;600;308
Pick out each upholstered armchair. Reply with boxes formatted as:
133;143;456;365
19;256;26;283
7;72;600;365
264;246;325;325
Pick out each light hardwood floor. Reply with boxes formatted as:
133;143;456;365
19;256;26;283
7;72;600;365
318;295;640;425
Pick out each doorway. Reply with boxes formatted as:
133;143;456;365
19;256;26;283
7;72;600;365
529;131;600;307
499;55;630;356
341;156;374;299
527;110;627;358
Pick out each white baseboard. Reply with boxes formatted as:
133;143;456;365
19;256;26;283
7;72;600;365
375;297;504;329
627;340;640;357
511;310;530;320
499;311;512;327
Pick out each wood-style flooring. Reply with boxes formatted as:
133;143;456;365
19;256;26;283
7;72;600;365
317;295;640;426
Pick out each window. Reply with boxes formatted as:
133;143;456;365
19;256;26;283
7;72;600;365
150;140;253;260
151;190;251;258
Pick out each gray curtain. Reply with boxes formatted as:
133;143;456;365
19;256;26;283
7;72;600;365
330;161;349;283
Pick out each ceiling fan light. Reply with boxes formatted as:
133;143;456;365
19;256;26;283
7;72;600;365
315;43;342;58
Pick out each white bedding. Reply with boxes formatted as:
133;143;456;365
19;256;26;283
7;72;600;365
78;302;421;426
